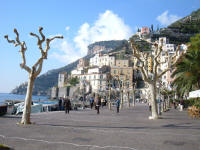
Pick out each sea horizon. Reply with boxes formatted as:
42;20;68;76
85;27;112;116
0;93;49;105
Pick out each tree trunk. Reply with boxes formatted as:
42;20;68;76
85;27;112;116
108;86;111;110
120;90;123;109
132;90;135;107
21;73;35;125
167;96;170;109
127;91;130;107
149;83;159;119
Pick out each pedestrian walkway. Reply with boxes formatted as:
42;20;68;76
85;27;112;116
0;104;199;150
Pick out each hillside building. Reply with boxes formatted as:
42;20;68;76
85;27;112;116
90;53;115;67
111;59;133;89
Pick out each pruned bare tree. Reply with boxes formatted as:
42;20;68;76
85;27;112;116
5;27;63;124
130;38;182;119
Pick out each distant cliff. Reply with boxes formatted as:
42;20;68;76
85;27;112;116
87;40;127;55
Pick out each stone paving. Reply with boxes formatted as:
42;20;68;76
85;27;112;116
0;103;200;150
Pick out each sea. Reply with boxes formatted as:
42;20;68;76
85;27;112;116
0;93;49;105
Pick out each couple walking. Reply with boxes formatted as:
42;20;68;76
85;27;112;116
63;96;71;114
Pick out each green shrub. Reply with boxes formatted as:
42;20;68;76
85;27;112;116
0;144;11;150
184;98;200;108
194;100;200;109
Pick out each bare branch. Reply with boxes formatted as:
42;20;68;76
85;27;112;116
30;27;46;57
140;66;152;83
34;59;43;77
130;39;151;83
30;32;40;44
4;35;18;46
44;35;64;59
157;68;170;79
4;29;31;73
130;39;144;63
39;27;45;43
157;45;182;79
171;45;182;67
154;43;163;63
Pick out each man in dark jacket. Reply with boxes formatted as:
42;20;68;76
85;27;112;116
95;95;101;114
64;97;71;114
116;98;120;113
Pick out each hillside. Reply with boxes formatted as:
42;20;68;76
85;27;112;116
168;8;200;34
87;40;127;55
151;8;200;44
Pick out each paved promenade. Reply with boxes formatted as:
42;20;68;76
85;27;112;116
0;103;200;150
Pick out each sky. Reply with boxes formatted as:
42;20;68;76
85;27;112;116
0;0;199;93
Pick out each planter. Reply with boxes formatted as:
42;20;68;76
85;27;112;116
188;106;200;119
0;144;12;150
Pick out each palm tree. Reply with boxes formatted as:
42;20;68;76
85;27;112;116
172;34;200;96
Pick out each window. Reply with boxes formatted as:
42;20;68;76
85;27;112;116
120;70;123;74
114;70;116;74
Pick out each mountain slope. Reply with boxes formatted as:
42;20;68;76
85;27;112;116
152;8;200;44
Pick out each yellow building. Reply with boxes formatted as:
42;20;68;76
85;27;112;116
111;59;133;89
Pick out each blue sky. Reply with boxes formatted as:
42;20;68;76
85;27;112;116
0;0;199;93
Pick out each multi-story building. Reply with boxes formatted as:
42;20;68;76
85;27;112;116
158;37;169;46
111;59;133;89
77;58;89;68
90;53;115;67
71;67;85;78
58;72;68;88
51;72;70;99
71;58;89;78
78;66;110;93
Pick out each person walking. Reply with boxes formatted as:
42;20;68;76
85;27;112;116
64;97;71;114
116;97;120;113
95;95;101;114
148;102;152;112
90;97;94;109
58;97;62;111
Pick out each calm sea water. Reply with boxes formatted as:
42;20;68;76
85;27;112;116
0;93;49;105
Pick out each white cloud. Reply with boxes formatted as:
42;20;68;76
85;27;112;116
156;11;181;26
65;26;70;31
74;10;132;55
50;10;132;65
50;39;81;64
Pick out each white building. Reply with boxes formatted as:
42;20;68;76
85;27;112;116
71;67;85;77
90;53;115;67
158;37;169;46
79;72;108;93
58;72;68;88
